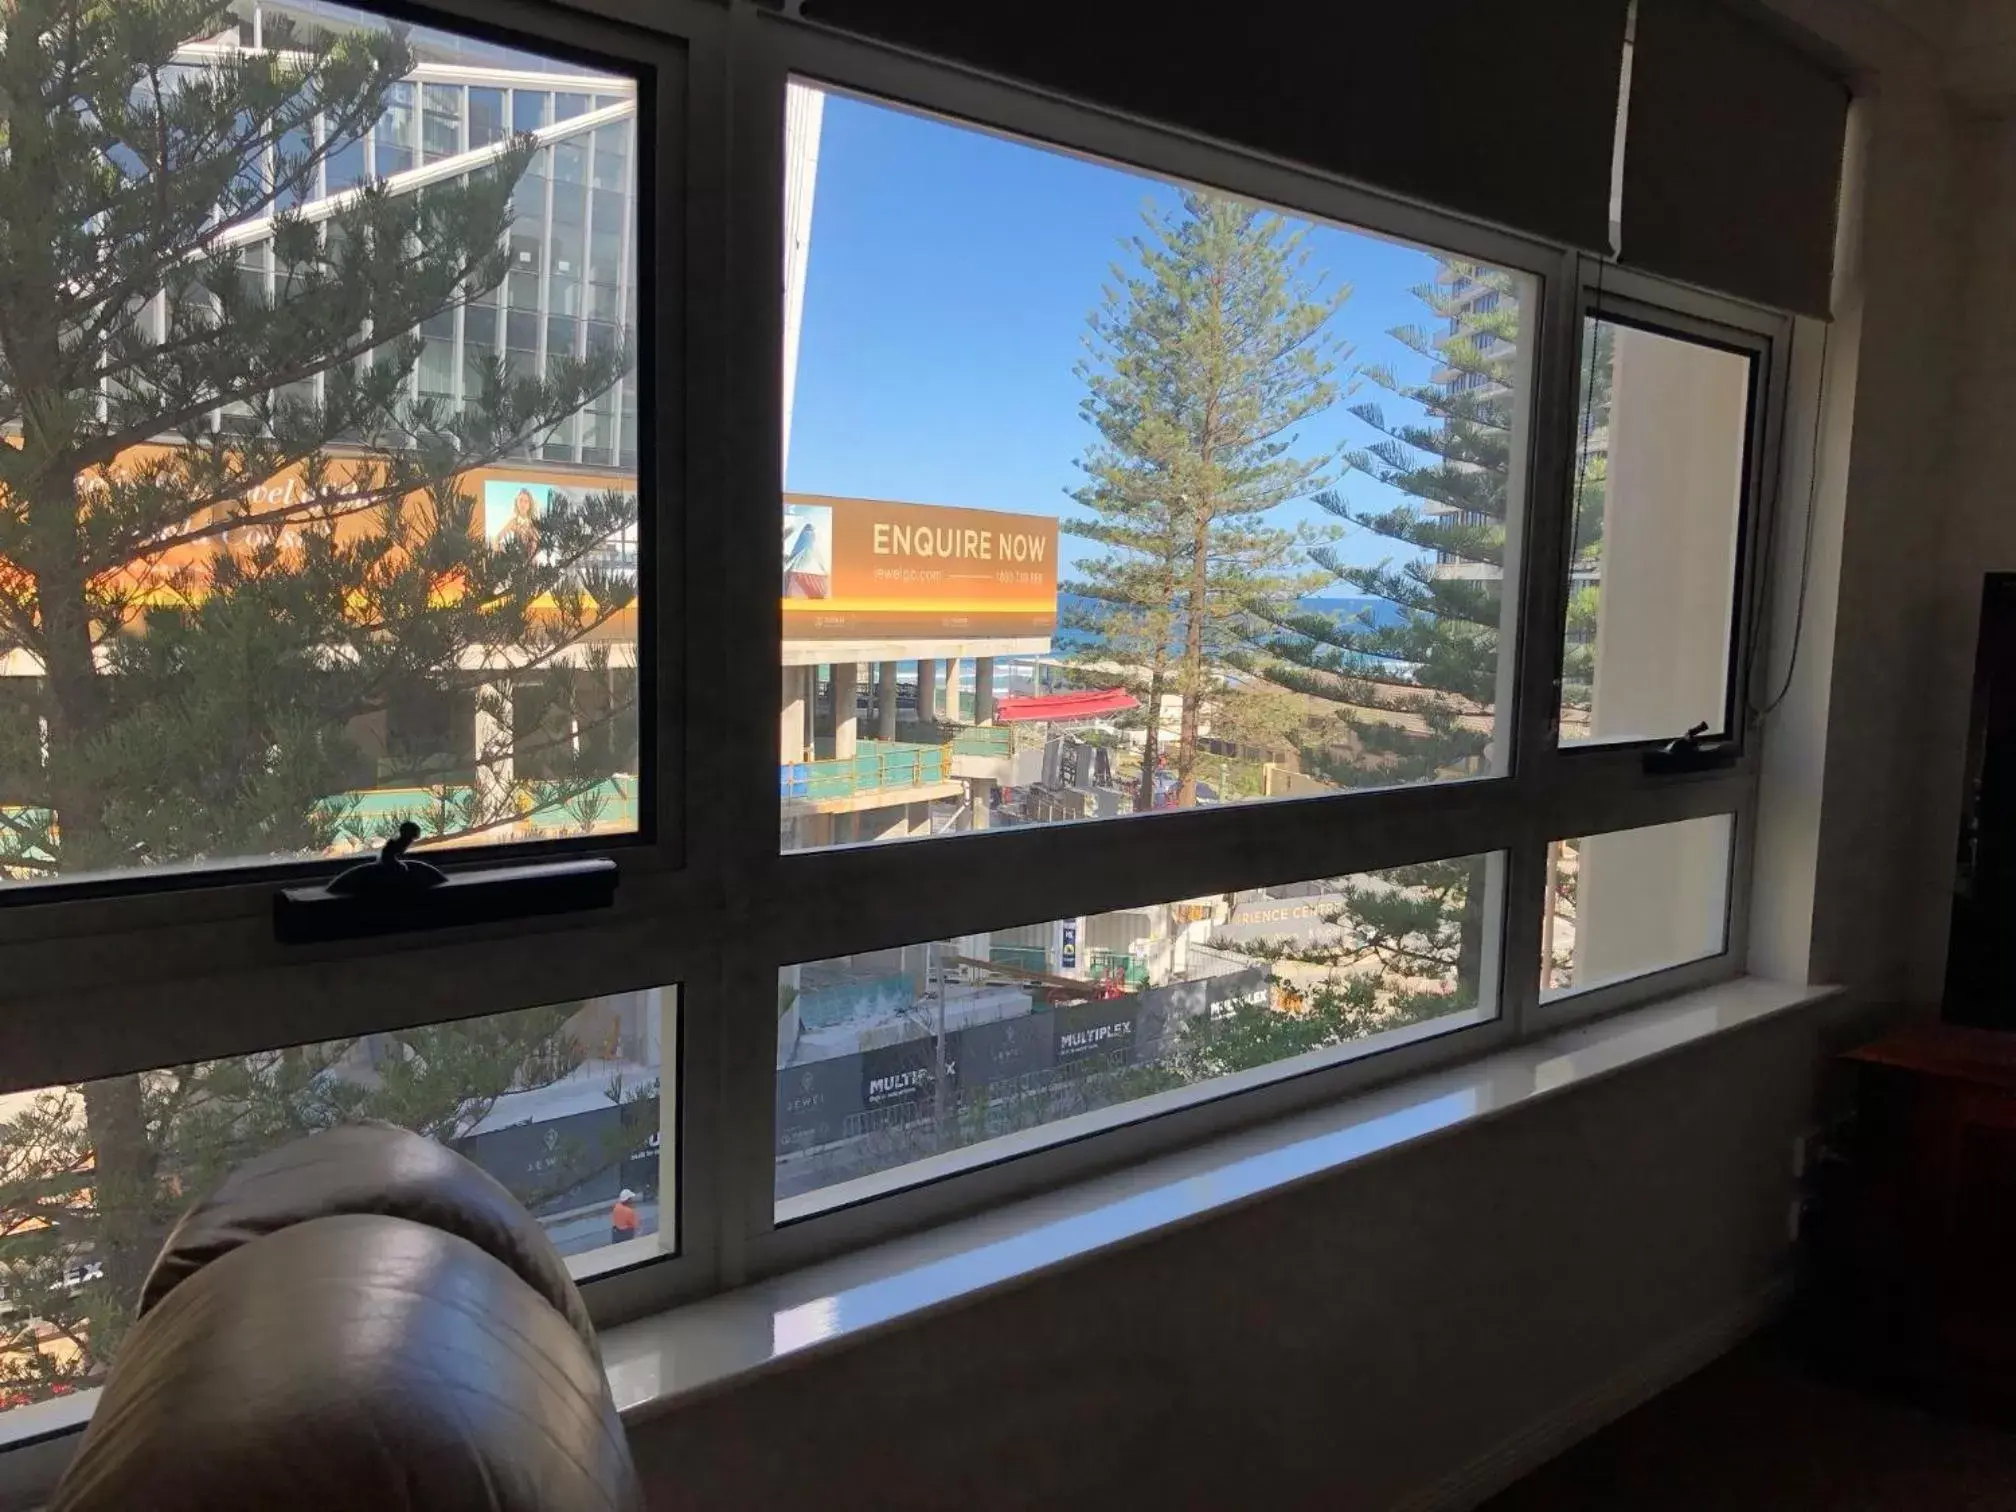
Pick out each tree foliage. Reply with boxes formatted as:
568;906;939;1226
1064;190;1342;811
1237;263;1615;1011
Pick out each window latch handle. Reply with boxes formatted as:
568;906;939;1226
274;824;617;944
327;821;448;897
1642;721;1737;776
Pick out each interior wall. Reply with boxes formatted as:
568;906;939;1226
1795;67;1972;1003
1901;110;2016;1003
628;1003;1847;1511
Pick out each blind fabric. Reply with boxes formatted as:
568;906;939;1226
797;0;1631;254
1621;0;1849;317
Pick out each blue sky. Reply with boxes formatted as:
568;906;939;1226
784;92;1473;581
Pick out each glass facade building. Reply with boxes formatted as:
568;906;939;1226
226;2;640;474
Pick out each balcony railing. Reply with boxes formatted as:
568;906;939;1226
778;723;1018;807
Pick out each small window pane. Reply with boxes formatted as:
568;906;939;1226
778;83;1534;854
422;82;461;162
324;132;365;193
512;90;549;132
468;86;506;148
776;856;1501;1215
1558;320;1753;744
1541;814;1733;999
373;80;415;177
554;92;589;121
591;125;630;190
0;991;671;1411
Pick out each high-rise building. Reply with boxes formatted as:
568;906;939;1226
213;2;640;476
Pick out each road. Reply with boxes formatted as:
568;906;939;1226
543;1199;662;1257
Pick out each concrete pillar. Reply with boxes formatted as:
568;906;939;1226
906;800;931;837
966;779;990;829
780;666;809;763
475;681;514;810
916;658;937;726
877;660;898;740
831;661;858;760
974;656;995;724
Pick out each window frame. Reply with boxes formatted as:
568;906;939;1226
0;0;687;914
703;12;1794;1284
1553;271;1784;755
0;0;728;1322
0;0;1797;1366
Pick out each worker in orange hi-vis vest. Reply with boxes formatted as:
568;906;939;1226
610;1189;641;1247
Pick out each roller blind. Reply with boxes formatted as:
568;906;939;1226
796;0;1632;254
1621;0;1849;316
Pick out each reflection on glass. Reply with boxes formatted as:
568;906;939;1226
775;856;1501;1212
0;989;670;1413
1560;320;1752;744
1542;815;1732;998
778;82;1533;854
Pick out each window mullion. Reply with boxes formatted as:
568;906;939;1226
1509;247;1588;803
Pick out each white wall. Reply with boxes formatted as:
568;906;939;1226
628;1001;1861;1510
1729;0;1976;1003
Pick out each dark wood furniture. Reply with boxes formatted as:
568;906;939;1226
1839;1021;2016;1417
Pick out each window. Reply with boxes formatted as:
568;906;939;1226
0;0;673;1431
0;3;1787;1447
373;80;416;177
513;90;550;133
778;855;1500;1216
1559;319;1755;745
779;84;1534;855
0;992;670;1413
0;11;642;892
1542;815;1734;998
469;87;506;149
422;82;462;163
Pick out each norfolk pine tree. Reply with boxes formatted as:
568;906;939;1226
1219;264;1614;1051
0;0;642;1389
1064;190;1342;812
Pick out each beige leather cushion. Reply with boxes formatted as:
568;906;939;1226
50;1213;640;1512
141;1120;594;1346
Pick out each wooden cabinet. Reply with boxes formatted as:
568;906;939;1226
1839;1022;2016;1416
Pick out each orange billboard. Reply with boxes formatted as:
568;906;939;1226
17;446;641;644
781;493;1058;642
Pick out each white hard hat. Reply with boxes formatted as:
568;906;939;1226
618;1189;637;1203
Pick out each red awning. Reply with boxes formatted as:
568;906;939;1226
992;687;1139;724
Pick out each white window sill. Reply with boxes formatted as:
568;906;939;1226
0;975;1835;1504
600;975;1837;1422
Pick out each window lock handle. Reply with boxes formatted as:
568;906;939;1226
275;824;617;944
327;822;448;897
1642;721;1737;776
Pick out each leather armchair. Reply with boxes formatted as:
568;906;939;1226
49;1122;642;1511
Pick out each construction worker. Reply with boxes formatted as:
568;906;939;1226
610;1188;640;1247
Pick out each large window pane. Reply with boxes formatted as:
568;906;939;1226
0;989;670;1414
1559;320;1753;744
776;855;1501;1215
779;84;1533;854
1541;814;1733;998
0;9;642;889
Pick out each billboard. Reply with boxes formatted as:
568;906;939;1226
780;493;1057;641
90;446;638;608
